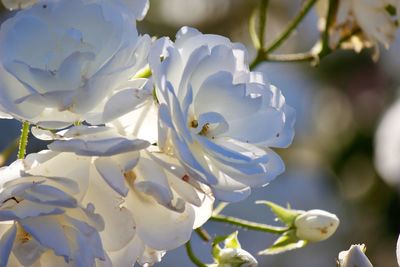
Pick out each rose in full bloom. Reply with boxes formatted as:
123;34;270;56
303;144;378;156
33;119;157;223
149;27;295;202
317;0;399;58
0;0;150;128
34;125;214;266
0;160;105;266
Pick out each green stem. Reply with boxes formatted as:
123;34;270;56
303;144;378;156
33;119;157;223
249;0;270;50
212;202;229;216
320;0;338;57
250;0;318;69
265;0;318;54
210;214;289;234
258;0;269;50
195;227;211;242
263;52;316;63
185;241;207;267
17;121;29;160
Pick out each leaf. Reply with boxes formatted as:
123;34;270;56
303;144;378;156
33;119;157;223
256;200;302;226
258;230;308;255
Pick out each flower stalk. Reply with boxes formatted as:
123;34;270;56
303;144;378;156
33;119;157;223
17;121;29;159
186;240;207;267
210;214;289;234
264;0;318;54
320;0;338;57
250;0;318;69
250;0;270;50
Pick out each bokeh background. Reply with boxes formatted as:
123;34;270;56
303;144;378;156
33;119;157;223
1;0;400;266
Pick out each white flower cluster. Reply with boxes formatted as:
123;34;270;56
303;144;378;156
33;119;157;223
0;0;295;266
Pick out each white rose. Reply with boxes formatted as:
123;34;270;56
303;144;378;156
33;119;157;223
34;125;214;266
0;160;105;266
149;27;295;202
0;0;150;128
294;209;339;242
338;244;373;267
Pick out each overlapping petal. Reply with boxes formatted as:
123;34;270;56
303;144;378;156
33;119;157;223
0;159;105;266
0;0;150;127
150;27;295;202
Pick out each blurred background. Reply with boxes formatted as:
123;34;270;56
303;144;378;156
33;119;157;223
1;0;400;266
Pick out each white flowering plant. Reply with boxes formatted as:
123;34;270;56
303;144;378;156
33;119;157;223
0;0;398;266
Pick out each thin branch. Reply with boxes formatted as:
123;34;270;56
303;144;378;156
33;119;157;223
185;241;207;267
250;0;318;69
258;0;269;50
264;52;316;62
210;214;289;234
264;0;318;54
320;0;338;56
249;0;270;50
212;202;229;216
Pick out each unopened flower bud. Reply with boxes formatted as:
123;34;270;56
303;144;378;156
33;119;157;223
294;209;339;242
211;231;258;267
338;244;373;267
217;248;258;267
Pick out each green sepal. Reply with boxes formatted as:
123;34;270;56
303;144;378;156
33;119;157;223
256;201;302;227
212;231;241;260
258;230;308;255
224;231;241;249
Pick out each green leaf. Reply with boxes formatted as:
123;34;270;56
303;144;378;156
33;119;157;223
258;230;308;255
256;201;302;226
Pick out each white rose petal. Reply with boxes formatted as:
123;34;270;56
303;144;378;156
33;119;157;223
39;123;215;265
0;0;150;127
0;159;106;266
150;27;295;202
